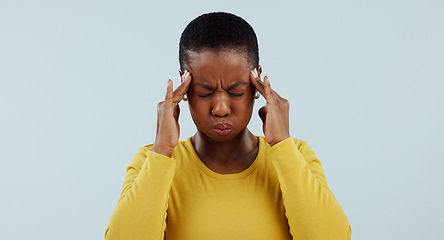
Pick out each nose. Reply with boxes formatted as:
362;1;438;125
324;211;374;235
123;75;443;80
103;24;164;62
211;92;231;117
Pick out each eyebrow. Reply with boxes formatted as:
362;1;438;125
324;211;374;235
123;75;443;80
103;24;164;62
195;82;247;91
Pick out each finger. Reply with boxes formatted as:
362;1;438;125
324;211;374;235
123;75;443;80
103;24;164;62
258;106;267;123
263;75;276;105
249;70;266;96
180;69;189;84
271;87;282;100
172;70;192;103
156;101;164;135
258;106;268;134
173;104;180;121
260;72;282;100
165;79;174;106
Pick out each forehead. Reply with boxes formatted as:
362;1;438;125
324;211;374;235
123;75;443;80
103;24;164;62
187;50;252;86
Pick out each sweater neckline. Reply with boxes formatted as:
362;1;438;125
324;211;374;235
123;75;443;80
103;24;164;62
185;136;265;180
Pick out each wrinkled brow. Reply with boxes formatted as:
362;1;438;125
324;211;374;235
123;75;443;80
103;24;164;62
195;82;247;91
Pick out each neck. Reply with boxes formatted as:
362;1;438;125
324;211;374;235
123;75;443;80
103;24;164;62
191;128;258;166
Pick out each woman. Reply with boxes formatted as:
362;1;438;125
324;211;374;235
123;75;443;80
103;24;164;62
105;12;351;240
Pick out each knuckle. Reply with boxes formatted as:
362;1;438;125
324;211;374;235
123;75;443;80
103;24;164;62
157;101;164;110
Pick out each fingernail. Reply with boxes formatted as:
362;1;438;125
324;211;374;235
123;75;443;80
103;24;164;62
254;68;258;78
182;70;187;80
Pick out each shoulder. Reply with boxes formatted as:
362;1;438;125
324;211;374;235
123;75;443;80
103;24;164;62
258;136;318;163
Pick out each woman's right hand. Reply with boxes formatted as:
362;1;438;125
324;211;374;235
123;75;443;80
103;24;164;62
152;70;192;157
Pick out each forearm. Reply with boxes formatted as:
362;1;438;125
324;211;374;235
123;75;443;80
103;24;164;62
271;138;351;239
105;150;176;240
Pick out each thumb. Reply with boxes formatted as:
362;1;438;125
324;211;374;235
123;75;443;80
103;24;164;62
173;104;180;122
258;106;267;124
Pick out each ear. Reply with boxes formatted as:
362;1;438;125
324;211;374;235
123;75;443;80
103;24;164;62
257;65;263;78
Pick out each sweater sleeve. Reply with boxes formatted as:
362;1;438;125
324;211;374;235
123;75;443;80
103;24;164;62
105;146;176;240
270;138;351;240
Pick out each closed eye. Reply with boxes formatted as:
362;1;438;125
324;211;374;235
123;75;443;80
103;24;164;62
229;92;244;97
198;92;213;98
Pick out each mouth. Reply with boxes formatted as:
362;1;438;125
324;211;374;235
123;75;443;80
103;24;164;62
213;123;233;136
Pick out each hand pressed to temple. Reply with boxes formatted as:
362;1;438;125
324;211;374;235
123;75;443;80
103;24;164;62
250;68;290;147
152;70;192;157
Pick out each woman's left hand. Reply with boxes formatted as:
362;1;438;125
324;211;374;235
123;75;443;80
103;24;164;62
250;68;290;147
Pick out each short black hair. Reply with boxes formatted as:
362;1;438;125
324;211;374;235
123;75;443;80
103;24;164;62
179;12;259;71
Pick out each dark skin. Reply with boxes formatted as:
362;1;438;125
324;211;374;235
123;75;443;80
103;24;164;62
185;50;258;173
152;49;290;174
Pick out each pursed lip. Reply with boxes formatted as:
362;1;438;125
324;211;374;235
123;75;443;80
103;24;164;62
214;123;232;130
213;123;233;136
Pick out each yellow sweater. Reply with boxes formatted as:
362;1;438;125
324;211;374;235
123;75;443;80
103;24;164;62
105;137;351;239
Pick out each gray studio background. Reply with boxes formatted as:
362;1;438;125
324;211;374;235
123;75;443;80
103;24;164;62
1;0;443;239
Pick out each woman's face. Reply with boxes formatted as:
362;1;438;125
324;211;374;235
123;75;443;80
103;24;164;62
184;50;257;142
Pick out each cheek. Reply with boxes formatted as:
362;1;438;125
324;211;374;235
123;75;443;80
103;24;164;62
233;97;255;116
243;87;256;106
188;97;209;116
